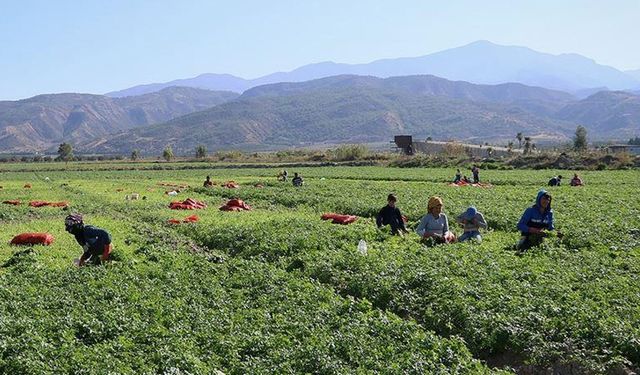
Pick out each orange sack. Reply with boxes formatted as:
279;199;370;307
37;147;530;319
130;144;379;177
220;199;252;211
321;213;358;225
11;233;55;246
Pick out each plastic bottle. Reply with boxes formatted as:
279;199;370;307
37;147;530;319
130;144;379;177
357;239;368;255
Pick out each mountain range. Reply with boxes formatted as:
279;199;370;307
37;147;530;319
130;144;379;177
107;41;640;98
0;87;238;153
79;75;640;155
2;40;639;155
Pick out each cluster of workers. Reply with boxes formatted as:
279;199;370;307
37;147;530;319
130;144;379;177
548;174;584;186
452;165;481;184
376;189;558;250
67;168;573;266
276;170;304;186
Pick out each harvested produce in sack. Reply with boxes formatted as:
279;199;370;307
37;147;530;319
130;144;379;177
168;214;200;224
11;233;55;246
220;199;252;211
29;201;69;208
321;213;358;225
169;198;207;210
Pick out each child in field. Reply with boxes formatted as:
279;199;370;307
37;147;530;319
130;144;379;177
548;175;562;186
570;173;583;186
65;213;112;266
456;206;487;243
453;169;462;183
516;190;560;250
203;175;214;187
416;196;456;244
376;194;408;236
292;172;304;187
471;165;480;183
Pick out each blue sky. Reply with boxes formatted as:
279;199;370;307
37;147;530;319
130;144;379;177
1;0;638;100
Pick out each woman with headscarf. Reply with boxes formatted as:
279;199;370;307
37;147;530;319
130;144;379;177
65;213;113;266
416;196;456;244
516;189;559;250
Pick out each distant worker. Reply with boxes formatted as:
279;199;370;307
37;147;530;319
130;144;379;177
65;213;112;266
376;194;408;236
416;196;456;244
292;172;304;187
453;169;462;183
278;170;288;182
203;175;214;187
456;206;487;243
462;175;472;184
471;165;480;184
548;175;562;186
570;173;583;186
516;190;560;250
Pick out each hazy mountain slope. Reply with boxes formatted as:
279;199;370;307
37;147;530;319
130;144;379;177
0;87;238;153
85;75;577;154
555;91;640;138
625;69;640;81
107;41;639;97
106;74;249;98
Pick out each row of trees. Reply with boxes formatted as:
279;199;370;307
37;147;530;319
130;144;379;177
55;143;210;162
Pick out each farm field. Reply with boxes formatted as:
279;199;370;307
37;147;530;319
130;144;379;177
0;163;639;374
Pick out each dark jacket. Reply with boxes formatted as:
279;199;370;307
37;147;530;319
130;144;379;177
517;190;554;236
376;205;406;234
74;225;112;258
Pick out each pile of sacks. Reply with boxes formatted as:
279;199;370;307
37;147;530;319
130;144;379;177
219;199;252;211
169;198;207;210
321;213;358;225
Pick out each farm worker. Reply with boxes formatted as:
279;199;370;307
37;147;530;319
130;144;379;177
471;165;480;183
453;169;462;183
570;173;583;186
416;196;456;244
548;175;562;186
516;190;559;250
277;170;288;181
456;206;487;243
292;172;304;187
64;213;112;266
376;194;408;236
462;175;472;184
203;175;214;187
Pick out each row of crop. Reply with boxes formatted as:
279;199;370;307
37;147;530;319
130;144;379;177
0;224;496;374
0;175;500;374
177;210;640;373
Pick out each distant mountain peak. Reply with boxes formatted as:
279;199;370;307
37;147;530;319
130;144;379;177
106;40;640;98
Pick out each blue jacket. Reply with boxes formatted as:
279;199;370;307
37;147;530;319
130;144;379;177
517;190;554;235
